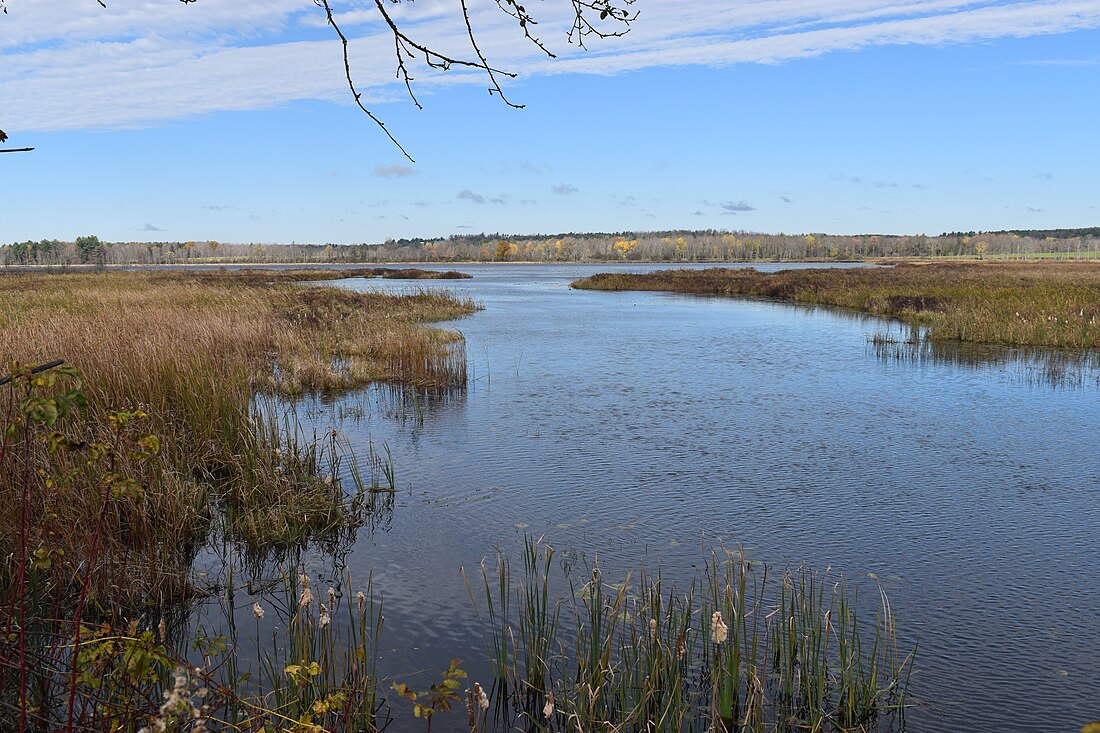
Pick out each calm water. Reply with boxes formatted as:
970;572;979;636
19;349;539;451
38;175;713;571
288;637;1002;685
223;263;1098;733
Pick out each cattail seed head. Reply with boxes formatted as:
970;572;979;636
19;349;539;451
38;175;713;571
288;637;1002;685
711;611;728;644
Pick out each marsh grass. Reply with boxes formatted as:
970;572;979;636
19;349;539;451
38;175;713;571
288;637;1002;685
869;330;1100;388
467;538;913;733
0;270;473;598
572;261;1100;348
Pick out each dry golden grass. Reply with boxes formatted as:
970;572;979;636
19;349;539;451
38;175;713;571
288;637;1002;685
0;270;475;604
574;261;1100;348
0;269;474;395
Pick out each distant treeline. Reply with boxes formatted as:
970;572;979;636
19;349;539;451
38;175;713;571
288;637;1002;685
3;228;1099;266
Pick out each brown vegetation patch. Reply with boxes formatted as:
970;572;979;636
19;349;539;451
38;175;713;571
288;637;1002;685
0;270;475;605
573;261;1100;348
884;295;949;313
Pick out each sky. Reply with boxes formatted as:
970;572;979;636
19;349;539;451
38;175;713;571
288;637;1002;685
2;0;1099;244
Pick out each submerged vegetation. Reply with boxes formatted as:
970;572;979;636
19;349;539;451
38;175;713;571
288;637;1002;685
573;261;1100;348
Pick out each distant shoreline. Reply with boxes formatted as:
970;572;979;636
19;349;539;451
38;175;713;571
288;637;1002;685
4;254;1100;271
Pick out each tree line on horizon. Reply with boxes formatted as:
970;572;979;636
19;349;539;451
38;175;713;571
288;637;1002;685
3;228;1099;267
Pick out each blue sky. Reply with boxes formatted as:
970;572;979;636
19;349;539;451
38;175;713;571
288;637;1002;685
2;0;1099;244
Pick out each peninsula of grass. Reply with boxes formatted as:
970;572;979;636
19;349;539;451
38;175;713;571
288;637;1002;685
1;269;475;604
232;266;471;280
573;261;1100;348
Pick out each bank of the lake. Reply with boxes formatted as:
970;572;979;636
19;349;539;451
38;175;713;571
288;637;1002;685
572;261;1100;348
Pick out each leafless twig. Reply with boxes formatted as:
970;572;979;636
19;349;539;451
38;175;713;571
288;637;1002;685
3;0;636;160
315;0;416;162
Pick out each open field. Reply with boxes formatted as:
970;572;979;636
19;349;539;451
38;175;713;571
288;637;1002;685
573;261;1100;348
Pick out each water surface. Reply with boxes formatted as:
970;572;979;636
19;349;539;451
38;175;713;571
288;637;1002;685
263;263;1098;733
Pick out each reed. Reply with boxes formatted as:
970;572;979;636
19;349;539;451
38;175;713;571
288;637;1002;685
467;538;914;733
572;261;1100;348
0;271;473;600
0;560;387;732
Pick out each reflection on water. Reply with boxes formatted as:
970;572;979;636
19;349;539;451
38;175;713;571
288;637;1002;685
192;263;1099;733
870;327;1100;389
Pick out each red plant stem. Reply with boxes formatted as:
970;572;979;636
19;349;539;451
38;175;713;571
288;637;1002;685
16;400;33;733
65;426;121;733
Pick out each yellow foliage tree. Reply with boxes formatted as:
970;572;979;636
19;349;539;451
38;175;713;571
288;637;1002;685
613;239;638;259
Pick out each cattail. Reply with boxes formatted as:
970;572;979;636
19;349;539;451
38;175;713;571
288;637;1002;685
711;611;728;644
319;603;331;628
649;618;657;640
475;682;489;711
252;601;264;620
543;691;555;718
356;591;366;613
299;574;313;608
328;586;337;610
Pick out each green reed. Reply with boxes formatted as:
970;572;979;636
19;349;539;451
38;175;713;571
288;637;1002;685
469;538;914;733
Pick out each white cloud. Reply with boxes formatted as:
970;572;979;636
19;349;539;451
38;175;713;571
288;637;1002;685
3;0;1100;131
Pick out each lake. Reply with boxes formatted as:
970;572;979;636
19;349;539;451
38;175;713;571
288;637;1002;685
213;263;1098;733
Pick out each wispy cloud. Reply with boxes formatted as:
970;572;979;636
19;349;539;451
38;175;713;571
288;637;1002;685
1009;55;1100;66
374;164;416;177
551;183;579;195
458;189;508;204
142;222;164;232
721;200;756;213
457;189;486;204
5;0;1099;131
519;161;551;174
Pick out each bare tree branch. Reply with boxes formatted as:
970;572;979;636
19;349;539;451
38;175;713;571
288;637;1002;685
0;129;33;153
3;0;636;160
315;0;416;162
460;0;522;108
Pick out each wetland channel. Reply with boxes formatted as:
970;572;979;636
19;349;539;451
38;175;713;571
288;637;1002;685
198;262;1098;733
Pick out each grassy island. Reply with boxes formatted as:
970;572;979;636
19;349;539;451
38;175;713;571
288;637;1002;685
573;261;1100;348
